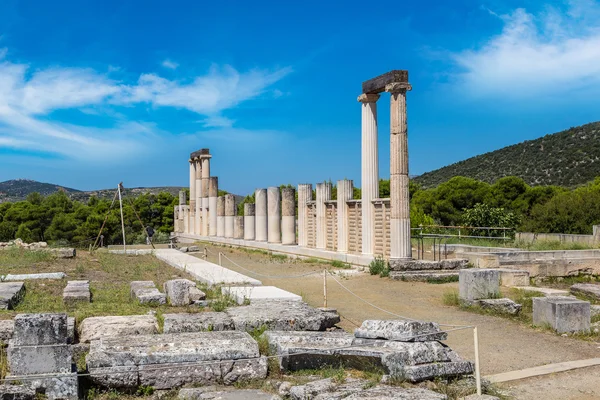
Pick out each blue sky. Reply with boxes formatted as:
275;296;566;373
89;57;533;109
1;0;599;195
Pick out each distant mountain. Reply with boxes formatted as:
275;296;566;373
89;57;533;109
414;121;600;188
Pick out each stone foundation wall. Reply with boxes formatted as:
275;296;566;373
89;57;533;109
373;199;391;257
348;200;362;253
325;201;338;251
306;202;316;248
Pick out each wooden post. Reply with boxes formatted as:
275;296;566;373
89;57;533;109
203;247;208;260
118;182;126;251
323;269;328;308
218;252;222;266
474;326;482;395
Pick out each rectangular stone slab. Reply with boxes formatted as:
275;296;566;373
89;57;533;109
222;286;302;305
130;281;166;304
354;320;447;342
362;70;409;94
570;283;600;300
459;269;500;301
7;344;72;375
78;315;158;343
0;282;25;310
162;312;234;333
533;296;590;333
12;313;68;346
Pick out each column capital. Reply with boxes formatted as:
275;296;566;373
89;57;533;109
385;82;412;93
357;93;380;103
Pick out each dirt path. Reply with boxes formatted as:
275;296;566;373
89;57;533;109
198;244;600;400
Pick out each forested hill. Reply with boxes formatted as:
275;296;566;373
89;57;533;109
414;121;600;188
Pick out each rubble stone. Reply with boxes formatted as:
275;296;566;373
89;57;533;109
354;320;447;342
164;279;197;306
476;298;522;315
188;287;206;301
163;312;234;333
79;315;158;343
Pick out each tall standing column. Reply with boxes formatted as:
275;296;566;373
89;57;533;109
201;155;211;236
194;158;202;235
267;187;281;243
337;179;353;253
216;196;225;237
208;177;218;236
255;189;268;242
316;182;331;249
224;194;235;238
358;93;380;256
183;205;189;234
281;187;296;245
188;160;196;234
178;190;186;233
297;184;312;247
244;203;256;240
386;82;412;262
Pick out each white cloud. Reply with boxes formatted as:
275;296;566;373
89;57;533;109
161;59;179;69
451;1;600;98
0;54;291;162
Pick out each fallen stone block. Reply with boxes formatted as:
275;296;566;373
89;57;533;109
188;245;200;252
390;271;459;282
86;331;267;389
12;314;68;346
178;388;278;400
476;298;522;315
48;248;76;259
63;280;90;305
0;384;36;400
462;395;501;400
163;312;234;333
459;269;500;301
354;320;447;342
130;281;166;305
533;296;590;333
0;320;14;343
390;259;469;271
3;272;66;281
0;282;25;310
78;315;158;343
401;360;475;382
9;373;78;400
7;344;72;375
227;300;340;332
570;283;600;300
188;287;206;302
222;286;302;305
164;279;197;306
497;269;529;287
179;247;188;253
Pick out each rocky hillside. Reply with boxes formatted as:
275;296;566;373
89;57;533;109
0;179;80;202
415;121;600;188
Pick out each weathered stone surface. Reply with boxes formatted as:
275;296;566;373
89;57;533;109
188;245;200;253
223;286;302;305
227;300;340;331
3;272;66;281
162;312;234;333
476;298;522;315
0;283;25;310
533;296;590;333
164;279;197;306
401;360;474;382
354;320;447;342
497;269;529;287
16;373;78;400
67;317;75;344
7;344;72;375
462;395;500;400
390;271;458;282
390;259;468;271
289;378;447;400
130;281;166;305
0;320;14;343
78;315;158;343
63;280;90;305
87;331;267;389
591;304;600;318
459;269;500;301
0;384;36;400
48;248;76;258
178;388;279;400
12;314;68;346
189;287;206;301
570;283;600;300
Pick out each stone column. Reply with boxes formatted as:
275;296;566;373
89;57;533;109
188;160;196;234
216;196;225;237
267;187;281;244
281;187;296;245
194;159;202;235
358;93;380;256
224;194;235;238
386;82;412;262
183;205;189;234
255;189;268;242
297;184;312;247
316;182;331;249
234;216;244;239
337;179;353;253
208;177;218;236
178;190;186;233
244;203;256;241
201;155;211;236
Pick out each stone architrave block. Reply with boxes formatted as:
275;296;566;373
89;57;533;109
354;320;447;342
162;313;234;333
533;296;590;333
0;282;25;310
7;345;72;375
12;314;68;346
78;315;158;343
570;283;600;301
459;269;500;301
164;279;197;306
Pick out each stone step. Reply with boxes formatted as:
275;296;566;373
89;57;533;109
389;271;459;282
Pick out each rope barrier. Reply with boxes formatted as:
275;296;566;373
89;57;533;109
219;252;323;279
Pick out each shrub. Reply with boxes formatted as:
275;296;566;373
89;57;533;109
368;256;387;275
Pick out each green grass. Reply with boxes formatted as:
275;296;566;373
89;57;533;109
442;289;460;306
368;256;389;277
330;260;352;269
513;239;595;251
426;275;459;284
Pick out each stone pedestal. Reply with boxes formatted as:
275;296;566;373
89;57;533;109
297;184;312;247
459;269;500;301
358;93;380;256
201;155;211;236
225;194;235;238
208;177;218;236
255;189;268;242
234;216;244;239
194;158;202;236
216;196;225;237
281;187;296;245
316;182;332;249
188;160;196;234
386;82;412;262
533;296;590;333
244;203;256;241
268;187;281;244
337;179;353;253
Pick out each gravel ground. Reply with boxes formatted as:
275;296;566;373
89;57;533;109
197;243;600;400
